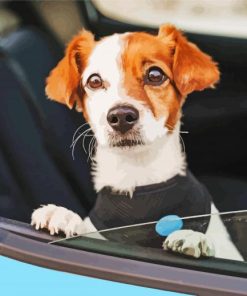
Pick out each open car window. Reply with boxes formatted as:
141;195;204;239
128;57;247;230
52;210;247;278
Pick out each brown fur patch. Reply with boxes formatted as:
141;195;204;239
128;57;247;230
45;29;95;119
122;25;220;129
158;24;220;96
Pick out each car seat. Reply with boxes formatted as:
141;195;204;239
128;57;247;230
0;27;96;222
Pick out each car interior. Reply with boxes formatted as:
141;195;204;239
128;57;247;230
0;0;247;294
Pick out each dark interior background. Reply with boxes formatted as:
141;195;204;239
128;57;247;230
0;0;246;223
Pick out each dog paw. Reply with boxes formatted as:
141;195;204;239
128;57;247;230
163;229;215;258
31;204;85;237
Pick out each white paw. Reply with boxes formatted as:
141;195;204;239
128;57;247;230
31;204;86;237
163;229;215;258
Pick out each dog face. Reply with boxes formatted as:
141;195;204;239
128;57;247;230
46;25;219;150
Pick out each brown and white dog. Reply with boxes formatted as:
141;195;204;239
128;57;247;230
31;25;243;260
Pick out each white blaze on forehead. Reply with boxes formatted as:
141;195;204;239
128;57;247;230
83;34;126;145
82;34;123;91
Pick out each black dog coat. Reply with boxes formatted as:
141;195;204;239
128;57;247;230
89;170;212;235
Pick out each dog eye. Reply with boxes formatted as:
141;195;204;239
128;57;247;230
87;74;103;89
145;67;167;86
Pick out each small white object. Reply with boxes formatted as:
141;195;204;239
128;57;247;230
31;204;96;237
163;229;215;258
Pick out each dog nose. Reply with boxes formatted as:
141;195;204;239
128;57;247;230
107;105;139;134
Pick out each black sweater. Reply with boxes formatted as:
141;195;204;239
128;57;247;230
89;170;212;233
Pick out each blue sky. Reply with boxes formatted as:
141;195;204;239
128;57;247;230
0;256;190;296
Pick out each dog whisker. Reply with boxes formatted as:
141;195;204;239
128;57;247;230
71;127;93;149
71;127;93;160
166;123;189;134
91;138;97;160
72;123;90;143
87;137;93;162
71;127;93;147
179;134;186;154
180;131;189;134
90;138;97;163
82;130;94;153
87;136;97;162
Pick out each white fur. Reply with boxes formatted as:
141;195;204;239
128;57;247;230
206;203;243;260
31;204;96;237
93;123;186;194
163;229;215;258
164;203;244;260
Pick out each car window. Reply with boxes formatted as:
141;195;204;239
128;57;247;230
0;1;247;291
52;210;247;278
93;0;247;38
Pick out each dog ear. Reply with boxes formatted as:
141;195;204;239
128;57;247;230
158;24;220;96
45;30;95;109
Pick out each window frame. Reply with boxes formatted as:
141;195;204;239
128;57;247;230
0;217;246;295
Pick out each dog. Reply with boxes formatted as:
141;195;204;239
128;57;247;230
31;24;243;260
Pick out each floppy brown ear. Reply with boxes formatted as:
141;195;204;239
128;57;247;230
45;30;95;109
158;24;220;96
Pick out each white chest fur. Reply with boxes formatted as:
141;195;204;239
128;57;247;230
92;124;186;194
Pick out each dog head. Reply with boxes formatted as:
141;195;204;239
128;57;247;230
46;25;219;150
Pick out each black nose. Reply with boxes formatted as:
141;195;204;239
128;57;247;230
107;105;139;134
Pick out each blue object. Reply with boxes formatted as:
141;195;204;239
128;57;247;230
0;256;188;296
155;215;183;236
